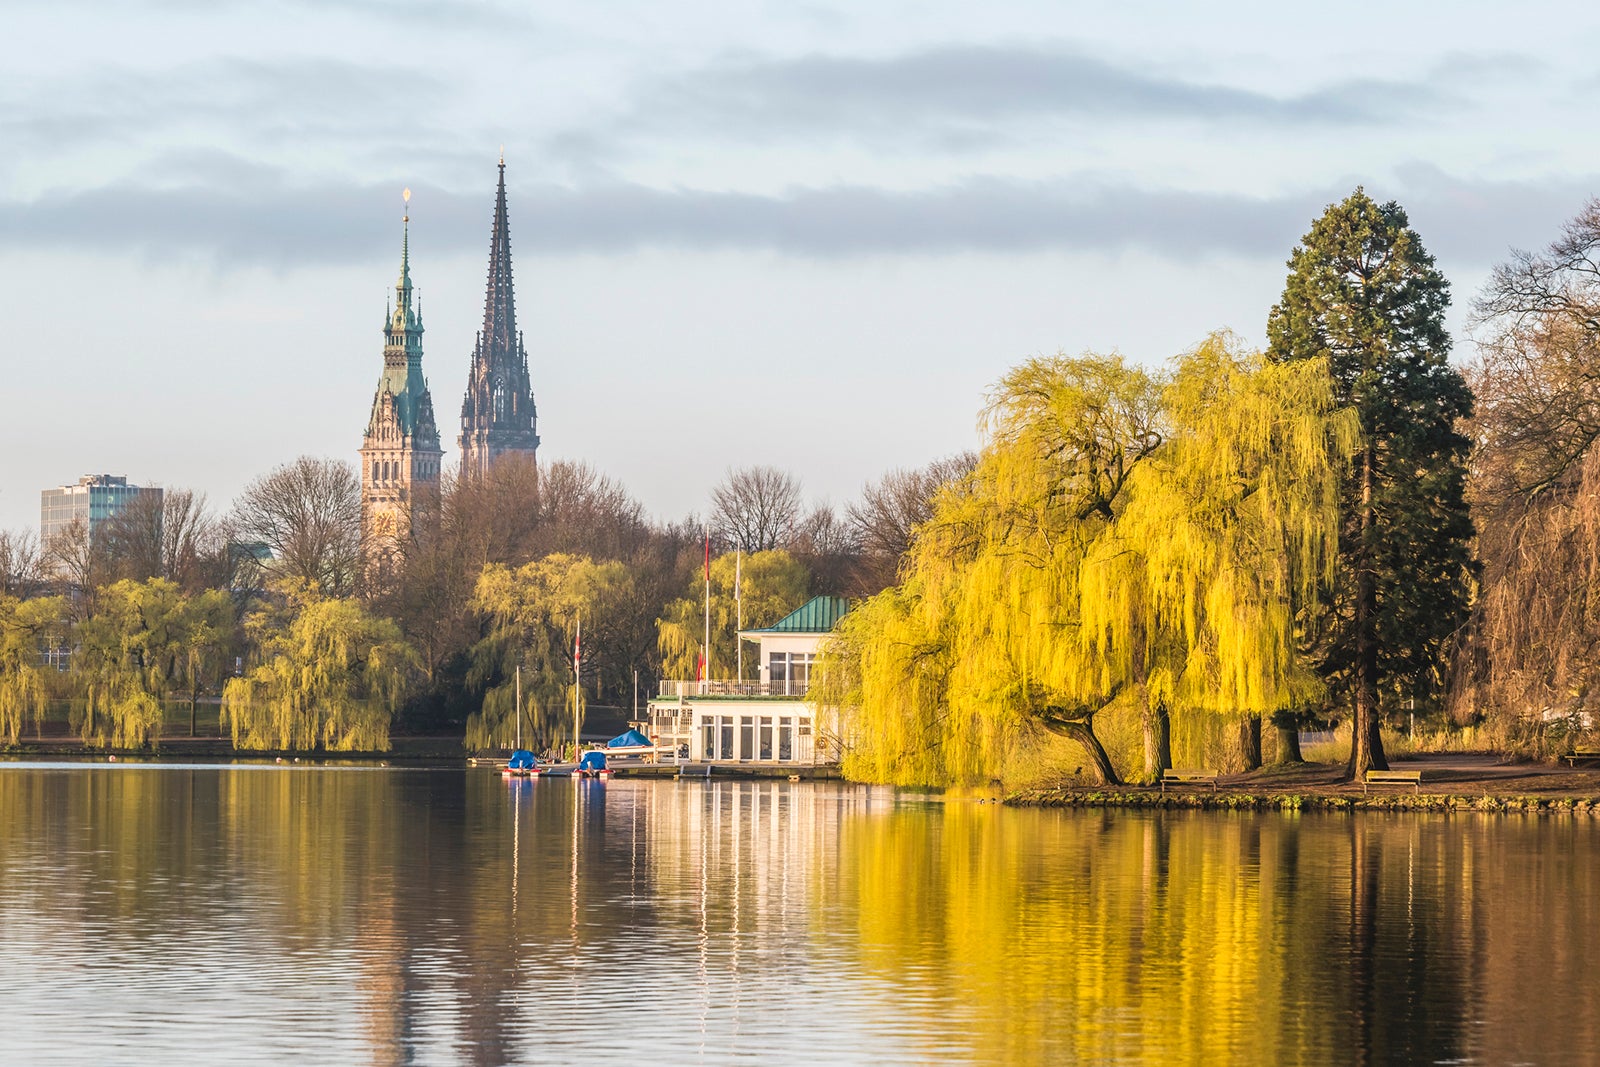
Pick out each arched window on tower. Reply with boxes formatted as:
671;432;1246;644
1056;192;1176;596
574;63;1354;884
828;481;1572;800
493;378;507;423
372;460;379;483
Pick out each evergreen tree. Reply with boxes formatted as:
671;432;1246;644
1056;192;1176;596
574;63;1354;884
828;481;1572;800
1267;188;1475;777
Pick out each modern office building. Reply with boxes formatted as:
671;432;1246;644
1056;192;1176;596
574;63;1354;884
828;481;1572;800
40;475;163;547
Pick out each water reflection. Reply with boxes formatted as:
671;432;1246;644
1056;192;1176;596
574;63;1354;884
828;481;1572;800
0;767;1596;1065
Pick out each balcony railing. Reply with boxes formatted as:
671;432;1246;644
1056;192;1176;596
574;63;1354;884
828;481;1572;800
657;679;811;699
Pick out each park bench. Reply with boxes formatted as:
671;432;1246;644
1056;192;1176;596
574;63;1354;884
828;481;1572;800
1562;749;1600;767
1160;769;1219;793
1363;769;1423;795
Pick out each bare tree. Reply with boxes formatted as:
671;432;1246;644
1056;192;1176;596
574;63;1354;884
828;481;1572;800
536;459;649;560
709;465;802;551
789;502;861;594
848;452;977;590
100;490;166;582
0;529;46;599
1471;197;1600;499
229;457;362;596
46;518;110;600
159;490;226;593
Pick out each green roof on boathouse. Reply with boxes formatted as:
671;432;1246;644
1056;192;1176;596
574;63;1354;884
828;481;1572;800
745;596;851;635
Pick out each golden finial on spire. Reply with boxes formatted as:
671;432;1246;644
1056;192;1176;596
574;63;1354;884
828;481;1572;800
402;186;411;223
499;145;505;166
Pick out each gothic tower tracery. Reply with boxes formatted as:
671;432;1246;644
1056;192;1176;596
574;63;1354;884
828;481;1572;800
459;157;540;478
360;192;443;576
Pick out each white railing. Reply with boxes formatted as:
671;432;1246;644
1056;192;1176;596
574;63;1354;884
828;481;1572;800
656;679;810;698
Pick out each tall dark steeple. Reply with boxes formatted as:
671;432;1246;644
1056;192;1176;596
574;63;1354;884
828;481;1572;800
361;189;443;579
459;155;539;479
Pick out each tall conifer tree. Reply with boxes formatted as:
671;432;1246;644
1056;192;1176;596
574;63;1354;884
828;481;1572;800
1267;189;1475;777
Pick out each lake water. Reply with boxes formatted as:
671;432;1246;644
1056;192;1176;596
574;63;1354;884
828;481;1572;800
0;765;1596;1065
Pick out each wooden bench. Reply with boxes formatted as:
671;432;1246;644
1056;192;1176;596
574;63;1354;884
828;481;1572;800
1562;749;1600;767
1160;769;1219;793
1363;769;1423;795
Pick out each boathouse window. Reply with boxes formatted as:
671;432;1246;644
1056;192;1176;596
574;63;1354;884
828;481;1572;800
719;717;734;761
759;719;773;760
778;716;793;761
740;717;755;761
767;653;816;695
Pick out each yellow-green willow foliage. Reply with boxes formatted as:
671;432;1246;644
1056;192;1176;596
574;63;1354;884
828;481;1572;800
224;585;413;751
466;553;633;751
657;549;808;681
0;595;65;744
72;578;199;748
821;334;1354;786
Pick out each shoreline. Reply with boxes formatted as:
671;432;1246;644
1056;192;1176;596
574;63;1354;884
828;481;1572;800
1007;753;1600;814
1005;785;1600;814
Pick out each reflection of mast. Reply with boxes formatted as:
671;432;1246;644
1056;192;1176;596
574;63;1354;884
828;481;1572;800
570;776;581;956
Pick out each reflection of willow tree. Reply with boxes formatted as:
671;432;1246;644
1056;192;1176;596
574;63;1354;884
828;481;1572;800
0;594;65;744
224;584;413;751
822;335;1353;786
832;805;1483;1064
467;553;634;751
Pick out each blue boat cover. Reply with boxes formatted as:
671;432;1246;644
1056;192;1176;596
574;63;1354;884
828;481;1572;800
578;750;607;770
508;749;536;769
607;729;652;748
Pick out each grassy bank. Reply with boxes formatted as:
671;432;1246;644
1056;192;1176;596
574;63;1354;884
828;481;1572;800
1007;753;1600;814
1007;786;1600;814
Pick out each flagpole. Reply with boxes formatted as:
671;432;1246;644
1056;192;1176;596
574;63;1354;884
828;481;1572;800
710;527;716;694
573;614;582;765
735;548;742;685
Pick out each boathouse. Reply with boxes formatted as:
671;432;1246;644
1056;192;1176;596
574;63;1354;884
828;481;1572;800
646;596;849;765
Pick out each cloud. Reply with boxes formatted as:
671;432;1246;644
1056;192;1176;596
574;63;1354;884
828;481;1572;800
0;57;459;160
2;158;1592;270
619;44;1455;147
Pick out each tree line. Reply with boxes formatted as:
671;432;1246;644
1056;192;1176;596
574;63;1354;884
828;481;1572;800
0;444;971;752
9;187;1597;778
823;187;1600;785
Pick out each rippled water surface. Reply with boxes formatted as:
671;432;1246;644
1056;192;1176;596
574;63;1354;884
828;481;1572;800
1;765;1597;1065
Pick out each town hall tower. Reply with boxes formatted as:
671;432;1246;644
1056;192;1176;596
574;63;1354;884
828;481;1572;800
360;192;443;574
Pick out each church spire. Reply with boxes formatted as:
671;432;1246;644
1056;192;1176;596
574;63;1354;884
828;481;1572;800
481;159;517;354
459;155;539;479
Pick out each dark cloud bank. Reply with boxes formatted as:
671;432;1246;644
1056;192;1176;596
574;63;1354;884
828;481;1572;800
0;166;1592;270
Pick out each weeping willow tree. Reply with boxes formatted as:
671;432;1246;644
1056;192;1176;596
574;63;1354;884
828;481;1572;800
72;578;197;749
820;334;1354;786
0;595;65;745
466;553;634;751
657;549;809;681
224;584;414;751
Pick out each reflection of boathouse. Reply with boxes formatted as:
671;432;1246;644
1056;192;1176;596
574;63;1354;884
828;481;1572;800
647;596;848;765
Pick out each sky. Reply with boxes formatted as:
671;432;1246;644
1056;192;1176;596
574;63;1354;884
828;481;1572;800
3;0;1598;532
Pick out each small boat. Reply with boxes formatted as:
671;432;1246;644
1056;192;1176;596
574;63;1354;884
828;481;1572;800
501;749;539;778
